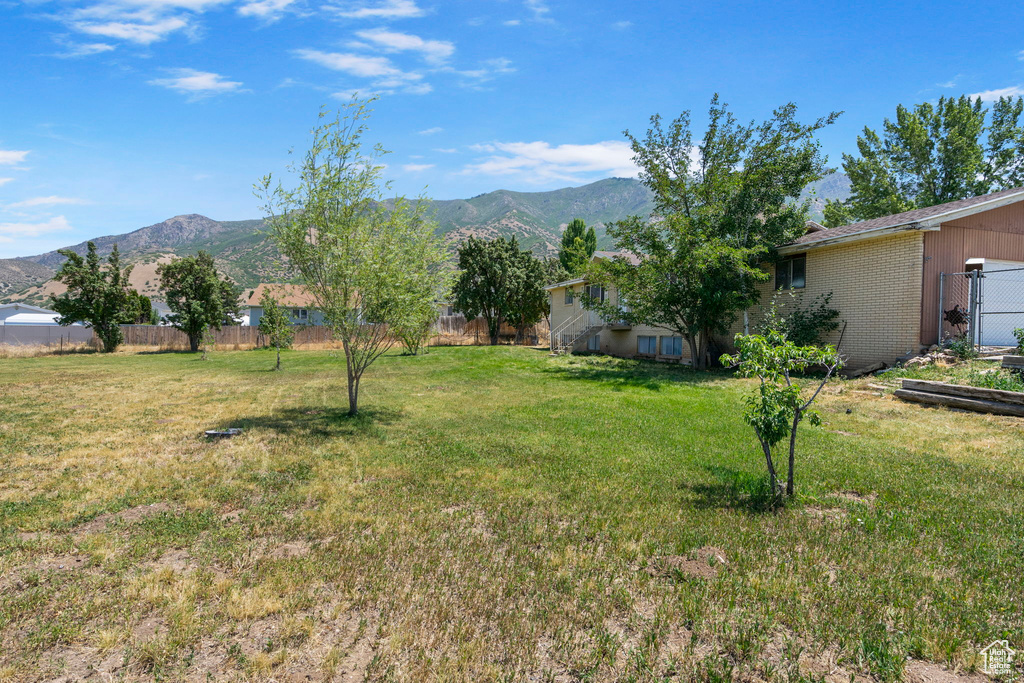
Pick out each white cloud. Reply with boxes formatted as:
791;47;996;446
968;85;1024;102
149;68;245;97
0;178;13;186
524;0;552;22
0;150;29;166
353;28;454;64
295;49;418;80
418;127;443;135
1018;50;1024;61
238;0;296;19
0;215;73;239
433;148;458;154
334;0;425;19
447;57;515;88
73;16;190;44
503;19;521;26
402;163;435;172
53;41;117;58
6;196;88;209
464;140;639;183
611;20;632;29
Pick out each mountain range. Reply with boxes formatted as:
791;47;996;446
0;174;850;306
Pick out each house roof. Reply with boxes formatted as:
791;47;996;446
0;302;59;315
593;250;641;265
245;283;317;308
787;186;1024;250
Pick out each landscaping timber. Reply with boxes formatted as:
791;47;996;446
1001;355;1024;371
895;379;1024;417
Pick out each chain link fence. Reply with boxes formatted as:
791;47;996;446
940;267;1024;350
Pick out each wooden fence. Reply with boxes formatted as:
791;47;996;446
1;317;550;351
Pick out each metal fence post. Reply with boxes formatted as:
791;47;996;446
969;269;981;349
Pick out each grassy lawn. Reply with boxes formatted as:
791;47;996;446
1;346;1022;682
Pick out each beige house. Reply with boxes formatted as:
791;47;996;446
546;187;1024;371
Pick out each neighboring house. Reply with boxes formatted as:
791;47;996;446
546;187;1024;371
0;302;67;326
245;284;326;327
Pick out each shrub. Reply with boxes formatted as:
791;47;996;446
758;291;841;347
1013;327;1024;355
946;334;977;360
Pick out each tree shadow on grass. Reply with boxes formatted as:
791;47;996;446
223;405;402;440
543;356;728;391
679;464;777;513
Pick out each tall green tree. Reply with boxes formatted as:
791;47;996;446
587;96;839;369
558;218;597;274
824;95;1024;226
506;249;549;343
452;236;541;346
158;252;241;352
49;242;138;353
256;100;446;416
257;292;294;370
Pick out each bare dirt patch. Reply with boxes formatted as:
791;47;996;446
219;509;243;523
834;490;877;505
36;554;91;572
804;506;848;522
269;541;311;559
74;502;172;535
905;661;989;683
647;546;727;580
132;615;169;641
147;549;192;572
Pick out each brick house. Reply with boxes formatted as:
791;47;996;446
245;284;325;327
546;187;1024;371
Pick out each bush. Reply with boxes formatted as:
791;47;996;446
1013;327;1024;355
946;334;977;360
758;291;841;347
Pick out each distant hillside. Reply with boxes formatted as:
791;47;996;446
800;172;852;220
1;174;851;304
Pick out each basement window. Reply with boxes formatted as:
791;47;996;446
776;255;806;290
660;336;682;356
637;335;657;355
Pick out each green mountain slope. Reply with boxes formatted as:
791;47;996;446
2;174;850;304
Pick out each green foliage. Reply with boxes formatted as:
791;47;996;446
721;331;844;500
125;292;152;324
256;100;446;414
590;96;840;369
759;291;841;346
945;334;977;360
49;242;139;353
541;257;570;288
257;293;295;370
826;95;1024;225
158;251;241;353
1014;327;1024;355
967;367;1024;393
452;236;547;345
559;218;597;274
148;307;161;326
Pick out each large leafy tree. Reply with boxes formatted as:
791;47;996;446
158;251;241;352
558;218;597;274
824;95;1024;226
452;236;544;345
49;242;139;353
256;100;446;415
588;96;839;369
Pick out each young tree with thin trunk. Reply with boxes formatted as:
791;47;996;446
50;242;138;353
257;292;294;370
824;95;1024;226
720;331;843;503
559;218;597;274
586;96;839;369
256;100;445;415
158;252;241;352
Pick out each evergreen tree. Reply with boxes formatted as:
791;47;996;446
49;242;138;353
558;218;597;274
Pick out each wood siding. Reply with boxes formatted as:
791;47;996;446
921;202;1024;344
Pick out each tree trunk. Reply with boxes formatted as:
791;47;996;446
343;341;359;416
189;334;200;353
759;438;778;498
276;345;281;371
686;335;701;369
786;412;800;496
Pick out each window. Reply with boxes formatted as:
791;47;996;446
564;287;575;305
293;308;308;321
587;334;600;352
637;335;657;355
585;284;605;302
776;255;806;290
661;336;682;356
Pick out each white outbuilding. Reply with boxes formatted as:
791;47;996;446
0;302;66;326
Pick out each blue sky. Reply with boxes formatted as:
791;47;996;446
1;0;1023;258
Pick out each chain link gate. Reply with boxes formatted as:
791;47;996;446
940;267;1024;350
